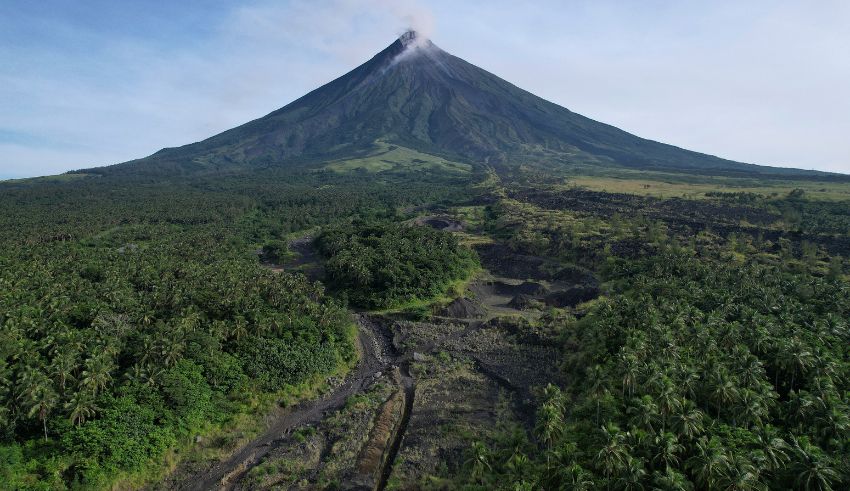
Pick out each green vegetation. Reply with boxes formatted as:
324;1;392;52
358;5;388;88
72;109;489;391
0;164;472;489
3;158;849;489
456;176;850;490
461;251;850;489
569;174;850;201
0;226;353;488
316;221;479;309
324;142;472;175
6;30;850;490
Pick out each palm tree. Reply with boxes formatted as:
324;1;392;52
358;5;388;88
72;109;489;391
653;432;684;470
736;388;767;427
651;467;693;491
65;390;97;426
737;355;766;388
162;338;185;368
620;352;641;398
595;423;630;489
615;456;647;491
709;369;740;420
787;391;817;433
505;452;533;484
464;441;491;484
554;463;595;491
81;353;114;394
541;383;565;412
180;310;202;333
814;404;850;445
535;401;563;469
789;436;839;491
777;338;814;392
628;395;659;433
753;426;790;474
677;366;700;402
722;455;764;491
230;316;249;341
50;351;77;394
588;364;609;426
687;437;731;489
18;367;58;441
673;402;704;441
126;362;162;387
655;378;682;432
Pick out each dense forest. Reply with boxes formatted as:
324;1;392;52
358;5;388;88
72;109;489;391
0;167;473;489
459;251;849;490
316;222;478;309
0;227;353;487
1;160;849;489
451;180;850;490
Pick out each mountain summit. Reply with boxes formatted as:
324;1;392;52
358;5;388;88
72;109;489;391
104;31;808;176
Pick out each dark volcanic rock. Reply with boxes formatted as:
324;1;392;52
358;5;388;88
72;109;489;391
416;216;464;232
475;243;549;280
553;265;598;286
515;281;550;296
508;294;538;311
492;280;549;296
439;297;487;318
544;285;600;308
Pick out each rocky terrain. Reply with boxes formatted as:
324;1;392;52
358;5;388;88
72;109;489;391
165;214;598;490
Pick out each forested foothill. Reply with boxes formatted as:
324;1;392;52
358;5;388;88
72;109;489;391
1;159;849;489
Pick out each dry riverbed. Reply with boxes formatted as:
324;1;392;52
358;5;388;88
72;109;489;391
164;220;592;490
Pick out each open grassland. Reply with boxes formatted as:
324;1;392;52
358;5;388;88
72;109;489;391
324;142;472;174
568;173;850;200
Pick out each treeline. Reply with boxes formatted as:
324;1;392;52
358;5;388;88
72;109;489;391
0;167;471;245
316;221;478;309
461;250;849;490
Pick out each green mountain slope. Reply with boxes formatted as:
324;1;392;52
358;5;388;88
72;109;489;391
88;31;829;178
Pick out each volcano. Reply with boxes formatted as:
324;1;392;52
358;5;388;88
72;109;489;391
95;31;818;177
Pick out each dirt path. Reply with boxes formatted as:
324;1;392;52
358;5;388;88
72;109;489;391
181;315;396;490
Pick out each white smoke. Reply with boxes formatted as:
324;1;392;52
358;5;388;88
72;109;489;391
375;0;438;68
375;0;436;42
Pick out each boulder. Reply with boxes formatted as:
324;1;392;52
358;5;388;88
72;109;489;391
440;297;487;318
508;294;538;310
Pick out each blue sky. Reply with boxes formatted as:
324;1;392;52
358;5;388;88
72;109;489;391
1;0;849;178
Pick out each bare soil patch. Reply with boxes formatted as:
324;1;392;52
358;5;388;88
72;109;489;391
413;215;465;232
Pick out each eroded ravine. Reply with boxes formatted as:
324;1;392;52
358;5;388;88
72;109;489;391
174;229;579;489
375;362;415;491
181;315;397;490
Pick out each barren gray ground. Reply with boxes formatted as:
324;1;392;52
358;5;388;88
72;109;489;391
165;225;592;489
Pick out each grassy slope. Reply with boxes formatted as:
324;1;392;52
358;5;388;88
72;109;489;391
324;142;472;174
568;172;850;201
